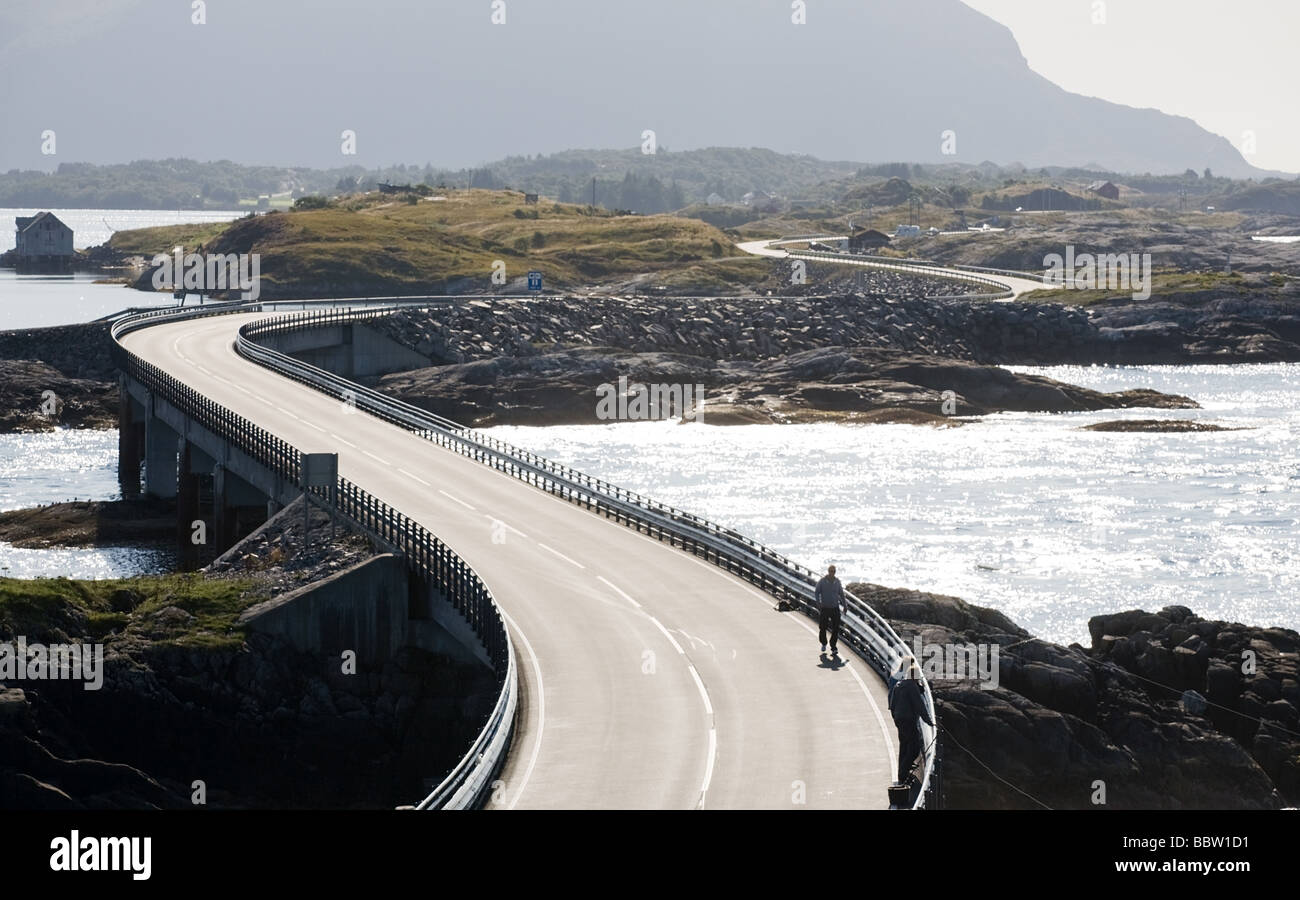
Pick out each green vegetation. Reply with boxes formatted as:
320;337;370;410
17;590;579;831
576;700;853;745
5;152;1296;219
1017;270;1292;307
106;219;243;256
0;573;261;649
109;189;755;294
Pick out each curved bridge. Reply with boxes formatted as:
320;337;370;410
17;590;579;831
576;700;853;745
738;236;1052;299
112;301;938;809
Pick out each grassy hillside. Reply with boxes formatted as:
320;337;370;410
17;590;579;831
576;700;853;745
108;189;769;296
0;574;257;650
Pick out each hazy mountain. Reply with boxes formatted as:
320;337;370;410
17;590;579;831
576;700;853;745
0;0;1270;177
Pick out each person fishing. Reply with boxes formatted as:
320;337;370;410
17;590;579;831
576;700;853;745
889;663;934;785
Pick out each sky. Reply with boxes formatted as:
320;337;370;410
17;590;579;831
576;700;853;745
0;0;1285;175
960;0;1298;173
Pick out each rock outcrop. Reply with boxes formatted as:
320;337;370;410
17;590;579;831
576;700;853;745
853;584;1294;809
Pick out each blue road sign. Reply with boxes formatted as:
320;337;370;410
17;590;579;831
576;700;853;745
528;271;543;291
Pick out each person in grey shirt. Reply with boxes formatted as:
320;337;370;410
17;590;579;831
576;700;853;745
814;565;846;655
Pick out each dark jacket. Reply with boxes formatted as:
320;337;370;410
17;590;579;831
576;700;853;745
888;677;934;727
815;575;845;610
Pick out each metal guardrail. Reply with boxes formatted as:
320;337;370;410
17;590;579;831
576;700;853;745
779;247;1015;301
237;305;941;808
110;303;517;810
771;236;1071;293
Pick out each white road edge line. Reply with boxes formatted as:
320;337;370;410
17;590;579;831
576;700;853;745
498;606;545;811
700;727;717;809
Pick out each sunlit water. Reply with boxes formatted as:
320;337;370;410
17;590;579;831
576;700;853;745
490;364;1300;646
0;430;170;579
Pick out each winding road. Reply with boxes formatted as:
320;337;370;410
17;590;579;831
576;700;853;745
738;236;1050;298
123;312;898;809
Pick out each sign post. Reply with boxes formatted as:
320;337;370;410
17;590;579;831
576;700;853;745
300;452;339;546
527;270;543;293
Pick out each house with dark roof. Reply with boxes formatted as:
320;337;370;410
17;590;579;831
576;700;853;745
1086;180;1120;201
13;212;74;271
848;228;891;252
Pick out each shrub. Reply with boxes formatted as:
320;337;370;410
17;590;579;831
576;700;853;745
293;195;331;210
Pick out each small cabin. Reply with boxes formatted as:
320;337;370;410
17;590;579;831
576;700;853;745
1086;180;1120;201
848;228;891;252
13;212;74;271
524;193;539;205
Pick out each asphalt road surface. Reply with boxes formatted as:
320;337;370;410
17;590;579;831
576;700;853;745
124;313;897;809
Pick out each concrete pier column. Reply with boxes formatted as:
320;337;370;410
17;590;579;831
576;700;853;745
118;380;142;499
213;465;236;552
177;440;202;571
144;411;178;499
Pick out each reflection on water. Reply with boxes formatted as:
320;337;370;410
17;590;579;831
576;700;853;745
0;429;172;579
0;543;173;580
492;363;1300;646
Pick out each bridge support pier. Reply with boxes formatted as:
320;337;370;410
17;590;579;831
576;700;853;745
177;440;203;571
117;380;143;499
143;404;179;499
211;463;272;558
213;465;237;552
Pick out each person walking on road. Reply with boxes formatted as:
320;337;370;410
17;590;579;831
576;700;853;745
815;565;847;655
888;664;934;785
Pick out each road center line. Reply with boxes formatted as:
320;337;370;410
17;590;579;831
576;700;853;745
399;468;431;487
537;542;586;569
439;490;477;511
596;575;642;609
598;575;715;809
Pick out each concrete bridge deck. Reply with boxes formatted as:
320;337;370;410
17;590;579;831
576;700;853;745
123;312;897;809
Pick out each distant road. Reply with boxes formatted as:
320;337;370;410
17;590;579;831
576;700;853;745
123;312;899;809
738;237;1049;299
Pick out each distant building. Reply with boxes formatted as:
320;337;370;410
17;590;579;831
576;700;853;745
894;224;921;238
1086;180;1120;201
524;193;539;205
256;194;271;210
742;190;779;211
706;192;727;206
848;228;892;252
13;212;74;271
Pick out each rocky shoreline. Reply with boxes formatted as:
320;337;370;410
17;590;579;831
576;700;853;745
0;499;176;549
363;297;1225;426
4;283;1297;434
0;323;118;433
853;583;1298;809
377;345;1198;427
0;498;496;809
